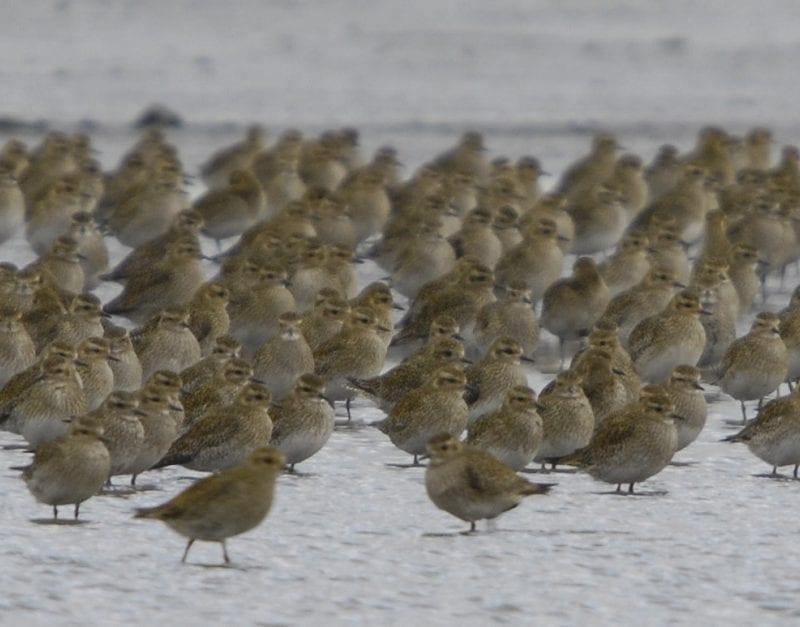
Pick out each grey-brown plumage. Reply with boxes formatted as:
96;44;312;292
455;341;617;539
298;292;349;351
104;239;206;324
348;336;467;413
3;355;87;448
127;387;181;485
425;433;552;533
473;281;539;360
21;416;111;520
374;365;470;465
133;307;202;381
253;312;314;401
228;265;296;357
74;336;116;411
45;292;107;351
467;386;543;471
716;311;788;422
142;370;186;432
392;263;496;347
270;374;335;471
541;257;611;367
663;365;707;451
573;347;634;425
68;211;109;290
465;337;530;421
187;282;231;356
102;209;204;284
534;370;595;467
628;290;707;383
559;386;678;493
134;446;284;564
724;386;800;476
84;391;144;479
155;383;273;473
104;325;143;392
27;235;86;296
0;309;36;387
600;265;683;347
193;169;266;243
314;306;389;413
182;357;253;427
179;334;241;395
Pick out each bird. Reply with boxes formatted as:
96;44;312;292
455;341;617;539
559;385;678;493
556;132;620;201
104;324;143;392
127;387;181;486
134;446;285;564
314;305;389;418
252;311;314;401
723;385;800;477
20;415;111;520
715;311;788;422
84;391;145;482
269;373;335;472
628;290;707;383
186;282;231;356
182;357;254;427
2;354;87;448
373;365;470;465
424;433;552;533
472;281;539;360
0;309;36;387
541;257;611;367
193;169;266;245
156;383;273;473
467;385;543;471
663;365;707;452
74;336;117;411
348;336;468;413
132;307;202;381
534;370;595;469
465;337;531;421
104;238;206;324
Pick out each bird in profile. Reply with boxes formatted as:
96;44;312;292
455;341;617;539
134;447;285;564
424;433;552;533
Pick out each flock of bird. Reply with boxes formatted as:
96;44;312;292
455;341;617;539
1;122;800;563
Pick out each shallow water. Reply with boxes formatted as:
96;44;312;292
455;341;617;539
2;2;800;625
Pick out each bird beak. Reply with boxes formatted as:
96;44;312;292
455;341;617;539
520;355;536;364
392;303;404;311
107;355;121;362
693;382;705;390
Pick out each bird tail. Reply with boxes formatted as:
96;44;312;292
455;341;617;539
522;481;556;496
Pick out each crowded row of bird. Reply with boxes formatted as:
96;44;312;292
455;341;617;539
0;122;798;560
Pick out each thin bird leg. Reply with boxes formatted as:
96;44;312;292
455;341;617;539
221;540;230;564
53;505;58;520
615;484;622;494
740;401;747;424
181;538;195;563
345;397;352;421
74;502;80;520
794;464;799;479
628;483;635;494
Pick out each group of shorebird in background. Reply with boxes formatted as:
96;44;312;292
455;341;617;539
1;120;799;563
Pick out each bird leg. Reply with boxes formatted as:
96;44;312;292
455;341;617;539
221;540;230;564
615;484;622;494
740;401;747;424
794;464;799;479
181;538;195;563
627;483;635;494
74;502;81;520
53;505;58;520
345;397;352;421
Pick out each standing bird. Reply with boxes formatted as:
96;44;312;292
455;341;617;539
373;365;469;466
20;416;111;520
559;386;679;493
424;433;552;533
134;447;285;564
716;312;788;422
541;257;611;368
